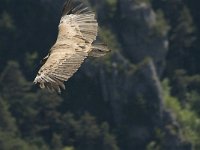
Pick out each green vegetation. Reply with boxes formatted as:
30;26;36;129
163;79;200;149
152;10;170;37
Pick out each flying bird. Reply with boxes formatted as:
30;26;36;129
33;0;110;93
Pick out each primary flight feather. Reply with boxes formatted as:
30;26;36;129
33;0;110;93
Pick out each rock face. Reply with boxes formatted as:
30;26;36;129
118;0;169;76
79;0;191;150
98;57;164;149
81;53;191;150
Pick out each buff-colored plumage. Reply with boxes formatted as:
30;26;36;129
33;0;110;93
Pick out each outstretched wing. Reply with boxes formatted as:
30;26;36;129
34;50;87;93
33;0;98;93
60;0;98;43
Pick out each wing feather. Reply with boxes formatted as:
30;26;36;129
60;0;98;43
34;50;87;93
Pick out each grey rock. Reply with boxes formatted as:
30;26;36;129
118;0;169;76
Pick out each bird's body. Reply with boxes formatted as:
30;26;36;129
34;0;110;93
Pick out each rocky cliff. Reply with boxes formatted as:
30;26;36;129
71;0;192;149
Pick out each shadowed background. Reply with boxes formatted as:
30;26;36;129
0;0;200;150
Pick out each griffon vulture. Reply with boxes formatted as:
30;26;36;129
33;0;110;93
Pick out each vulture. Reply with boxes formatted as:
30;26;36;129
33;0;110;93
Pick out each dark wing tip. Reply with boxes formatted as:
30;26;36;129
61;0;72;16
61;0;91;16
